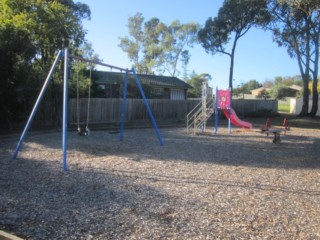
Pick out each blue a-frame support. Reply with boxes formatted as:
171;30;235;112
12;50;64;160
12;48;163;171
119;68;163;146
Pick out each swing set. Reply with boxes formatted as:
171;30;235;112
12;47;164;171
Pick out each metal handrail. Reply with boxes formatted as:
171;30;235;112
187;101;201;121
186;100;202;131
187;98;215;133
193;100;214;129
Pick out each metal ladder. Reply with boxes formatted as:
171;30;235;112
186;98;215;134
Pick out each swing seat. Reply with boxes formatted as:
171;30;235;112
78;127;90;136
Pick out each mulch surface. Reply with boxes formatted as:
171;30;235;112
1;125;320;239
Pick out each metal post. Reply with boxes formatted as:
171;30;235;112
201;82;206;133
120;69;129;141
214;87;218;134
228;88;232;134
62;47;69;171
12;50;63;160
132;68;164;146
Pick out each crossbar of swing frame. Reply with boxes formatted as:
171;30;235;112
69;54;128;72
12;49;164;171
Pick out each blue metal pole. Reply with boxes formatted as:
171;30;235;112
120;69;129;141
12;50;63;160
62;47;69;171
132;68;164;146
214;87;218;134
228;88;231;134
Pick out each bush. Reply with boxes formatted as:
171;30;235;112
271;85;297;99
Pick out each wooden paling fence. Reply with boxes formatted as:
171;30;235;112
68;98;277;125
231;99;278;116
69;98;200;124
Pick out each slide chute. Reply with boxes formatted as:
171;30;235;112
222;108;252;129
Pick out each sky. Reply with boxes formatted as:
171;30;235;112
77;0;300;89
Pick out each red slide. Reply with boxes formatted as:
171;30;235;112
222;108;253;129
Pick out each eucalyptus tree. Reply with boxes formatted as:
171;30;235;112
118;13;146;73
119;13;199;77
198;0;270;90
158;20;199;77
267;0;320;116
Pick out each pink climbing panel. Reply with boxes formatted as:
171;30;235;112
217;90;231;109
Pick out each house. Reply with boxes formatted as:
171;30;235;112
250;87;272;97
93;71;192;100
250;85;302;99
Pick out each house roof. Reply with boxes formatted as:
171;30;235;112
93;71;192;89
289;84;302;91
251;87;271;95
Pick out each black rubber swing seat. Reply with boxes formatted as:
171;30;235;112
78;127;90;136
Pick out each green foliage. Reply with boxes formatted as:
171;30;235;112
263;75;304;99
69;42;101;98
242;80;262;93
233;79;262;97
0;22;36;124
186;72;212;98
270;85;298;99
119;13;199;77
198;0;270;89
266;0;320;116
0;0;91;126
273;75;303;87
158;20;199;77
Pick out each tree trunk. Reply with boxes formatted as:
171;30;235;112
298;15;311;117
298;74;310;117
229;55;234;90
309;24;319;117
229;36;238;90
310;92;318;116
310;69;319;116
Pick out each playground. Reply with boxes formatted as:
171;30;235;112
1;119;320;239
1;48;320;239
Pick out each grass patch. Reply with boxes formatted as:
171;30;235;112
278;103;290;113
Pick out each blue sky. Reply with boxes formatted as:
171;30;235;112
77;0;299;89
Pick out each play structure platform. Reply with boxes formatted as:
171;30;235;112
186;84;289;143
186;85;253;134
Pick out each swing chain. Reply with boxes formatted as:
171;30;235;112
76;61;92;136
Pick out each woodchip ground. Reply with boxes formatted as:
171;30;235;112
1;122;320;239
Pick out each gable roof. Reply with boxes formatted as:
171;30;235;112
289;84;302;91
250;87;271;95
93;71;192;89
